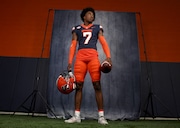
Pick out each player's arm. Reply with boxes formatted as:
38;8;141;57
98;30;112;65
67;32;78;71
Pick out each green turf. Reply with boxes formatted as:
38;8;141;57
0;114;180;128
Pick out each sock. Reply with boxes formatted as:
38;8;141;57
75;110;80;117
98;110;104;118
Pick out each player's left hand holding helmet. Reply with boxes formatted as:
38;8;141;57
56;71;76;94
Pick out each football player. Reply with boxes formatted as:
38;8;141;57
65;7;112;125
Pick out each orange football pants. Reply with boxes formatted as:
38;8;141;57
74;58;101;82
74;49;101;82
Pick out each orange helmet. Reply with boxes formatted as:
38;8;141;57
56;71;76;94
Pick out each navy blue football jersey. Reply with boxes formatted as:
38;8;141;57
72;24;103;50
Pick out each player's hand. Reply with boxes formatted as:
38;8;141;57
67;63;72;72
105;57;112;66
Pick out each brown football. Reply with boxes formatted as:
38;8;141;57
100;61;112;73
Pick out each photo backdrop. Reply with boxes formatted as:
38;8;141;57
47;10;141;120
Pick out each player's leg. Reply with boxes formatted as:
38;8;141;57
92;81;104;110
88;59;108;125
74;60;87;111
74;81;84;112
88;59;102;110
65;60;87;123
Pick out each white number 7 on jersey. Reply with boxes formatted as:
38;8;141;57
83;32;92;44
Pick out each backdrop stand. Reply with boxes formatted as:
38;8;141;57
167;63;180;120
137;12;176;119
13;9;56;118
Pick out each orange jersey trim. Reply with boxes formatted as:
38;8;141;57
81;24;93;29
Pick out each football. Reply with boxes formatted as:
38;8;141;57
100;60;112;73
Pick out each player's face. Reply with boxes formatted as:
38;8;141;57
84;11;94;23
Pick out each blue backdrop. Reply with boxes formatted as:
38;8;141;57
47;10;141;120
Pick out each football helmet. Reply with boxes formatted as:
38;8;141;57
56;71;76;94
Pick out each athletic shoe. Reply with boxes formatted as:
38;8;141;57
98;116;108;125
64;116;81;123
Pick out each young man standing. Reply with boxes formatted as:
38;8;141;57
65;7;112;125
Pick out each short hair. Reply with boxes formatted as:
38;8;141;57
80;7;95;22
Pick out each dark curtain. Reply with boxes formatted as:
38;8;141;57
47;10;141;120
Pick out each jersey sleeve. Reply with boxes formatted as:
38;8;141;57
72;26;76;33
99;25;104;32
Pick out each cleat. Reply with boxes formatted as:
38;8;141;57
98;116;108;125
65;116;81;123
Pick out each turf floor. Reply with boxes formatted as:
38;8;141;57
0;114;180;128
